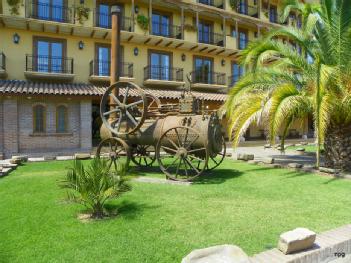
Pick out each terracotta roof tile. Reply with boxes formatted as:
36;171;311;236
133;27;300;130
0;80;227;102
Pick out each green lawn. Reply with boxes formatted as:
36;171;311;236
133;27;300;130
1;159;351;263
287;144;322;153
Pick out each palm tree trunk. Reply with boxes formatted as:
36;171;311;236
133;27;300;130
315;60;321;168
324;124;351;171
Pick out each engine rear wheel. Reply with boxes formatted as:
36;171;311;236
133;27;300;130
156;126;208;181
206;135;226;171
131;144;156;167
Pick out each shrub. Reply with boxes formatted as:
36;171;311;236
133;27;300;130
137;14;149;31
7;0;21;15
60;158;131;219
75;5;90;25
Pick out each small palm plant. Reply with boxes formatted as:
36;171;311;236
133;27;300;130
60;158;131;219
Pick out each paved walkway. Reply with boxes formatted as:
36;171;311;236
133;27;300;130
231;145;322;168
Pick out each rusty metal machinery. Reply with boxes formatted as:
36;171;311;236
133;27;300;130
97;81;226;181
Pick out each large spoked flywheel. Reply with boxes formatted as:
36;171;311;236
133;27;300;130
156;126;208;181
100;82;147;135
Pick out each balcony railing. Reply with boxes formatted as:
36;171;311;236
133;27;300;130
191;70;226;85
26;55;74;74
89;60;133;78
228;75;239;87
151;22;182;39
237;3;259;18
198;31;224;46
0;53;5;71
144;66;183;82
26;1;73;23
93;11;133;31
197;0;224;9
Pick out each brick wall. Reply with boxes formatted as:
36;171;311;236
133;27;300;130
0;98;3;154
0;96;93;158
3;98;19;157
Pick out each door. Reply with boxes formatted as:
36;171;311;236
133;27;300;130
152;12;170;37
96;45;110;76
239;0;248;14
238;28;248;49
194;57;213;84
231;62;244;86
198;21;212;44
35;39;64;73
97;3;123;28
36;0;65;22
150;52;171;80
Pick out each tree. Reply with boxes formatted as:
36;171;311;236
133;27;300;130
225;0;351;170
60;158;131;219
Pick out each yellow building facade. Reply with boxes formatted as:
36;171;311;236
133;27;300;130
0;0;311;158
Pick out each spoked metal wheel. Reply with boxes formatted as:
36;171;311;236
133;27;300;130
100;82;147;135
96;137;130;172
156;126;208;181
206;135;226;171
145;94;161;114
131;144;156;167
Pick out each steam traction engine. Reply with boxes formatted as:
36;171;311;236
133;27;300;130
97;81;226;181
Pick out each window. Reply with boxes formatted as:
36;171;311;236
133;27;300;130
194;56;213;84
231;62;244;86
152;12;170;37
56;105;68;133
238;28;248;49
198;21;213;44
149;51;171;80
34;38;65;73
33;105;46;133
36;0;66;22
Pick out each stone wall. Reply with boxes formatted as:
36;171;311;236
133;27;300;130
1;96;92;158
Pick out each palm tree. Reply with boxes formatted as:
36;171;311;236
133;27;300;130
225;0;351;171
60;158;131;219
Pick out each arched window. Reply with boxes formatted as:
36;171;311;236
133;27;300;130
33;104;46;133
56;105;68;133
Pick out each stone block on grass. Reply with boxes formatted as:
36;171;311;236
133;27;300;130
74;153;91;160
182;244;250;263
237;154;254;161
319;167;341;174
278;228;316;254
288;163;303;169
263;157;274;164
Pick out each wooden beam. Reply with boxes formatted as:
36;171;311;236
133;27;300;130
90;29;95;38
199;46;208;52
190;45;198;51
175;42;184;49
0;18;5;27
127;35;134;42
166;41;173;47
155;39;163;46
103;31;109;39
216;49;225;55
208;48;217;54
228;52;237;56
144;38;152;44
70;27;74;35
26;21;30;31
56;25;59;34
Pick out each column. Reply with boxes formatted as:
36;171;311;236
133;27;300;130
3;98;18;158
80;100;92;151
222;16;226;47
131;0;135;31
196;10;199;41
149;0;152;33
181;6;184;39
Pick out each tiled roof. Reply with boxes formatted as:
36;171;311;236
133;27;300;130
0;80;227;102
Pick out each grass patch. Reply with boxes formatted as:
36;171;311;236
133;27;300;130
1;159;351;262
287;144;323;153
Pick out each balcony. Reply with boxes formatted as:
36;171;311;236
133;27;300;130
197;0;224;9
228;75;238;88
144;66;185;87
93;11;133;31
198;31;224;46
151;22;182;39
24;55;75;81
237;3;259;18
190;70;226;91
89;60;134;82
26;1;73;23
0;53;7;79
